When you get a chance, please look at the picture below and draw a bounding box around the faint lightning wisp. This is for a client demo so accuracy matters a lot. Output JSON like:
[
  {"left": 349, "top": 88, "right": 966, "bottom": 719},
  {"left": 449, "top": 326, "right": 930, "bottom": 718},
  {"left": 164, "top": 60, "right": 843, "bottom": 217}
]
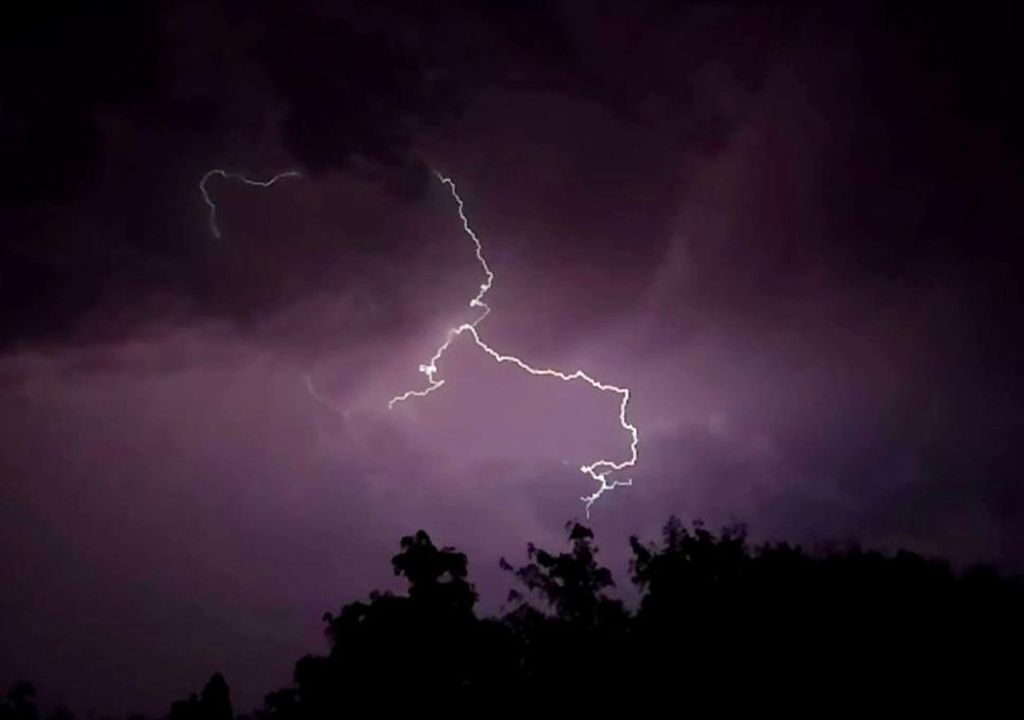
[
  {"left": 199, "top": 168, "right": 303, "bottom": 239},
  {"left": 200, "top": 169, "right": 342, "bottom": 419},
  {"left": 389, "top": 173, "right": 638, "bottom": 514}
]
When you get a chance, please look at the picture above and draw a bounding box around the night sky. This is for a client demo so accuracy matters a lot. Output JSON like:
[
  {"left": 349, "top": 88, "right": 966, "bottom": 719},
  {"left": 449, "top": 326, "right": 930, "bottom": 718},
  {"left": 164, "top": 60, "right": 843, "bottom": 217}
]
[{"left": 2, "top": 1, "right": 1022, "bottom": 715}]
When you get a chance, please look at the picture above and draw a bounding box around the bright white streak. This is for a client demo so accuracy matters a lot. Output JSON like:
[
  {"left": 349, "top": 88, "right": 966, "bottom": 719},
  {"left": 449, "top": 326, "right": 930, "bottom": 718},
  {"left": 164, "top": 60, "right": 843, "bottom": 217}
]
[
  {"left": 389, "top": 173, "right": 638, "bottom": 515},
  {"left": 199, "top": 168, "right": 303, "bottom": 239}
]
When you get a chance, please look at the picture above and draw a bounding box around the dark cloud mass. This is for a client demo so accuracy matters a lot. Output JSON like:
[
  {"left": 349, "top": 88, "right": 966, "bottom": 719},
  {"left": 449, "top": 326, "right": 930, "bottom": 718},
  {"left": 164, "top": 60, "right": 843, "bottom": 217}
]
[{"left": 1, "top": 1, "right": 1022, "bottom": 715}]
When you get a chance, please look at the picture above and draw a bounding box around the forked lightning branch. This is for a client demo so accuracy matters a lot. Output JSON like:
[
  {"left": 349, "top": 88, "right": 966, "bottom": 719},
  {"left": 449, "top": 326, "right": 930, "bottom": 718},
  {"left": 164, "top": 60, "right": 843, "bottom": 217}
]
[{"left": 201, "top": 169, "right": 639, "bottom": 514}]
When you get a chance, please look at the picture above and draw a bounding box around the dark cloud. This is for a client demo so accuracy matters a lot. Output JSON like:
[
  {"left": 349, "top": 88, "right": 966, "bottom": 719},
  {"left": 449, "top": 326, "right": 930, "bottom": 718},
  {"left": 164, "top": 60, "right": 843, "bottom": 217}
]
[
  {"left": 0, "top": 2, "right": 168, "bottom": 208},
  {"left": 246, "top": 7, "right": 445, "bottom": 193},
  {"left": 0, "top": 1, "right": 808, "bottom": 350}
]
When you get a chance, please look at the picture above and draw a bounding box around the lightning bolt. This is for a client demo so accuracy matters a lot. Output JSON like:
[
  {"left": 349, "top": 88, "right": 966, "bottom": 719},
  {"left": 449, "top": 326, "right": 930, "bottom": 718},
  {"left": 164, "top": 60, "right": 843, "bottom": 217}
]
[
  {"left": 390, "top": 173, "right": 638, "bottom": 515},
  {"left": 198, "top": 167, "right": 638, "bottom": 514},
  {"left": 199, "top": 168, "right": 303, "bottom": 239}
]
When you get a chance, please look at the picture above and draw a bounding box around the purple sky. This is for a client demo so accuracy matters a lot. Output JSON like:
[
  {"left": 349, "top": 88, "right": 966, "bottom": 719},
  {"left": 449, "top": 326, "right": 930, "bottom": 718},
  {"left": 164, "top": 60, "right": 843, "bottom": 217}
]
[{"left": 2, "top": 2, "right": 1022, "bottom": 716}]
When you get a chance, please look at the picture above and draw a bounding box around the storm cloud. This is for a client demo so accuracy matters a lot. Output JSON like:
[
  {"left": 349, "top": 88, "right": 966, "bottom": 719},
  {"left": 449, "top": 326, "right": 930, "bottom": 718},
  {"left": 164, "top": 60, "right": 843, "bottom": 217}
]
[{"left": 1, "top": 1, "right": 1022, "bottom": 715}]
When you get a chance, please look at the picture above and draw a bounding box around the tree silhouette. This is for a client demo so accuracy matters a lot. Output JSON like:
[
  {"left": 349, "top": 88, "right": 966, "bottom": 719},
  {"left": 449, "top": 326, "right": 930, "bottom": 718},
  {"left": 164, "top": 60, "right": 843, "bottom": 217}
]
[
  {"left": 169, "top": 673, "right": 233, "bottom": 720},
  {"left": 500, "top": 522, "right": 628, "bottom": 699},
  {"left": 6, "top": 515, "right": 1024, "bottom": 716},
  {"left": 261, "top": 530, "right": 491, "bottom": 715},
  {"left": 505, "top": 523, "right": 624, "bottom": 626},
  {"left": 390, "top": 529, "right": 477, "bottom": 616},
  {"left": 0, "top": 682, "right": 39, "bottom": 720}
]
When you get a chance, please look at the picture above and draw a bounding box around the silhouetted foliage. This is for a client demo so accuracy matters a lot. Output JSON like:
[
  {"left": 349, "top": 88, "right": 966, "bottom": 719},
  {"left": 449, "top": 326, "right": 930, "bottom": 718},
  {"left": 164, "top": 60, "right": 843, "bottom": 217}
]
[
  {"left": 498, "top": 522, "right": 628, "bottom": 698},
  {"left": 168, "top": 673, "right": 232, "bottom": 720},
  {"left": 7, "top": 518, "right": 1024, "bottom": 715},
  {"left": 0, "top": 682, "right": 39, "bottom": 720}
]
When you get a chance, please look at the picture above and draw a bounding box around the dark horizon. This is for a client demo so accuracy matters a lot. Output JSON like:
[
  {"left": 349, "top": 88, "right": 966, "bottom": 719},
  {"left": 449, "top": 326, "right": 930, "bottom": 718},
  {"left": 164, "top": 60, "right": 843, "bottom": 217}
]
[
  {"left": 6, "top": 518, "right": 1024, "bottom": 718},
  {"left": 2, "top": 1, "right": 1022, "bottom": 715}
]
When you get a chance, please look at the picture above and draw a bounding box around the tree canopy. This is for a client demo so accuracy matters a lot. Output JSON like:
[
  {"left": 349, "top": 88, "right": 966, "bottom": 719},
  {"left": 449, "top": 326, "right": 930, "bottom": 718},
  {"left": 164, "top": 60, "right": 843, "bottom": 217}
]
[{"left": 5, "top": 517, "right": 1022, "bottom": 717}]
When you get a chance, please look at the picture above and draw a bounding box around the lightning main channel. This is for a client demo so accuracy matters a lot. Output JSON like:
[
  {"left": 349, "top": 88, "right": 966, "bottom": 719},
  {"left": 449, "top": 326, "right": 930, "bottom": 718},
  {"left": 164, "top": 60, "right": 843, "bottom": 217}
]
[
  {"left": 199, "top": 168, "right": 303, "bottom": 239},
  {"left": 389, "top": 173, "right": 638, "bottom": 515}
]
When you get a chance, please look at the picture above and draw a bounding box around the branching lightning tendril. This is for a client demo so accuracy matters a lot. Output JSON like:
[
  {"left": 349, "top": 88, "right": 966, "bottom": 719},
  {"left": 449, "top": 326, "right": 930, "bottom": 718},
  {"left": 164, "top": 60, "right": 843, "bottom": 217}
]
[
  {"left": 389, "top": 173, "right": 638, "bottom": 515},
  {"left": 200, "top": 168, "right": 303, "bottom": 239},
  {"left": 199, "top": 168, "right": 638, "bottom": 515}
]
